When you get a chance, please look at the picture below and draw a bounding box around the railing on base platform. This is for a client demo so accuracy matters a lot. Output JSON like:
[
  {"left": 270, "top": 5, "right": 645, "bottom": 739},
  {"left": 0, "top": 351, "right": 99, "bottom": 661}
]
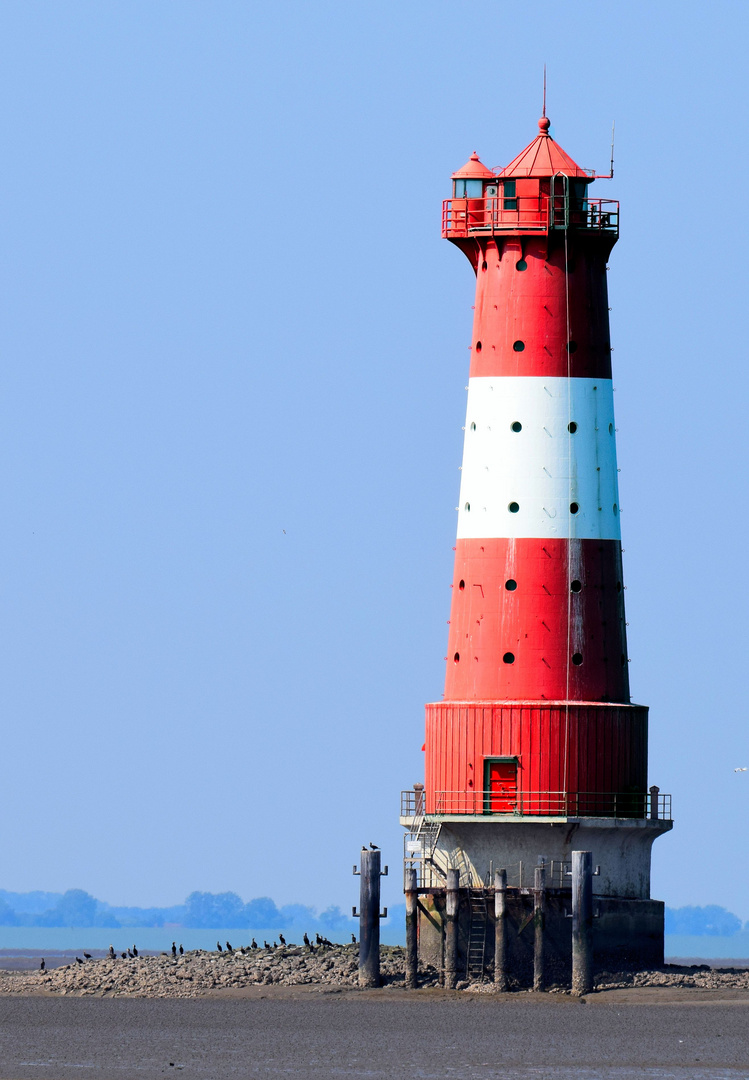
[{"left": 400, "top": 788, "right": 672, "bottom": 821}]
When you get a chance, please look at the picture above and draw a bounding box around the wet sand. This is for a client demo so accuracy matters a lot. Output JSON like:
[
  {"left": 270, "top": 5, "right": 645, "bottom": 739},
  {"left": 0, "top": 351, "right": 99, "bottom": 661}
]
[{"left": 0, "top": 987, "right": 747, "bottom": 1079}]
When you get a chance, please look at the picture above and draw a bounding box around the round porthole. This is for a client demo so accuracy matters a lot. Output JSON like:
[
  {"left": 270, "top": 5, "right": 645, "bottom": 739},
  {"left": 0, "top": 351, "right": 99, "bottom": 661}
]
[
  {"left": 475, "top": 341, "right": 482, "bottom": 352},
  {"left": 503, "top": 652, "right": 515, "bottom": 664},
  {"left": 511, "top": 421, "right": 522, "bottom": 432},
  {"left": 454, "top": 652, "right": 460, "bottom": 663},
  {"left": 513, "top": 340, "right": 525, "bottom": 352},
  {"left": 465, "top": 502, "right": 471, "bottom": 512},
  {"left": 459, "top": 580, "right": 465, "bottom": 590},
  {"left": 481, "top": 260, "right": 488, "bottom": 271},
  {"left": 572, "top": 652, "right": 583, "bottom": 666},
  {"left": 567, "top": 340, "right": 578, "bottom": 353},
  {"left": 613, "top": 503, "right": 618, "bottom": 514},
  {"left": 516, "top": 259, "right": 527, "bottom": 271},
  {"left": 508, "top": 501, "right": 520, "bottom": 513},
  {"left": 570, "top": 502, "right": 579, "bottom": 514},
  {"left": 609, "top": 423, "right": 614, "bottom": 434},
  {"left": 470, "top": 421, "right": 476, "bottom": 431},
  {"left": 505, "top": 579, "right": 517, "bottom": 591},
  {"left": 570, "top": 580, "right": 582, "bottom": 593},
  {"left": 568, "top": 421, "right": 578, "bottom": 433}
]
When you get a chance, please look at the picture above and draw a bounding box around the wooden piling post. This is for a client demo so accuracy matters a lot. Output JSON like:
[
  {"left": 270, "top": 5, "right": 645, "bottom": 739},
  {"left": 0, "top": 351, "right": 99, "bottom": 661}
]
[
  {"left": 493, "top": 868, "right": 507, "bottom": 991},
  {"left": 444, "top": 868, "right": 460, "bottom": 990},
  {"left": 533, "top": 863, "right": 546, "bottom": 992},
  {"left": 571, "top": 850, "right": 593, "bottom": 995},
  {"left": 405, "top": 868, "right": 418, "bottom": 989},
  {"left": 353, "top": 848, "right": 386, "bottom": 988}
]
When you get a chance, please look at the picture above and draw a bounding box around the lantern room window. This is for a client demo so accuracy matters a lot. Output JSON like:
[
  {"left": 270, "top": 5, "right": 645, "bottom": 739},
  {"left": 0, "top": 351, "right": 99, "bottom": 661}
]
[
  {"left": 503, "top": 180, "right": 517, "bottom": 210},
  {"left": 454, "top": 178, "right": 484, "bottom": 198}
]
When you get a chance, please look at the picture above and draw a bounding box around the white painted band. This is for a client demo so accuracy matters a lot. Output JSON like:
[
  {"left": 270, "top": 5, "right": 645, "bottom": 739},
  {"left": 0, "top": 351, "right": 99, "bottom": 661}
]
[{"left": 456, "top": 376, "right": 621, "bottom": 541}]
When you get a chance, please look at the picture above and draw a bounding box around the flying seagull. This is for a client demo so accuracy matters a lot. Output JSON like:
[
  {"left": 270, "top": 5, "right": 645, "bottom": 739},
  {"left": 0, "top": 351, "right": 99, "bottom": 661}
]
[{"left": 735, "top": 767, "right": 747, "bottom": 772}]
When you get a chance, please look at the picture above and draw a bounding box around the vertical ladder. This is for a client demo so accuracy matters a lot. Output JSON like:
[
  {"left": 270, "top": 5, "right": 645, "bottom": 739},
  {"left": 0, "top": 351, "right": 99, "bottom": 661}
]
[{"left": 465, "top": 888, "right": 489, "bottom": 982}]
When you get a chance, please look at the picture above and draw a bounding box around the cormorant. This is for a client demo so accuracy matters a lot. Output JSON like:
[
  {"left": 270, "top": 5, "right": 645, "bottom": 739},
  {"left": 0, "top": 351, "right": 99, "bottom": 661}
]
[
  {"left": 75, "top": 957, "right": 83, "bottom": 965},
  {"left": 303, "top": 933, "right": 310, "bottom": 947},
  {"left": 127, "top": 949, "right": 133, "bottom": 958},
  {"left": 351, "top": 934, "right": 357, "bottom": 944},
  {"left": 225, "top": 941, "right": 233, "bottom": 952},
  {"left": 179, "top": 944, "right": 184, "bottom": 955},
  {"left": 172, "top": 942, "right": 177, "bottom": 957},
  {"left": 83, "top": 952, "right": 92, "bottom": 960},
  {"left": 216, "top": 941, "right": 223, "bottom": 952},
  {"left": 278, "top": 934, "right": 286, "bottom": 946},
  {"left": 132, "top": 945, "right": 138, "bottom": 957},
  {"left": 121, "top": 953, "right": 127, "bottom": 959},
  {"left": 251, "top": 938, "right": 258, "bottom": 949},
  {"left": 369, "top": 843, "right": 379, "bottom": 850},
  {"left": 108, "top": 945, "right": 115, "bottom": 959},
  {"left": 263, "top": 940, "right": 270, "bottom": 949},
  {"left": 40, "top": 958, "right": 45, "bottom": 972}
]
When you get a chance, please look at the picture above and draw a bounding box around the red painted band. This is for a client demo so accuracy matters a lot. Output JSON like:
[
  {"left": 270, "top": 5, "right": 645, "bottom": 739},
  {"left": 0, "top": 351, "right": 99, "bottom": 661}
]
[
  {"left": 445, "top": 537, "right": 629, "bottom": 704},
  {"left": 464, "top": 236, "right": 613, "bottom": 380}
]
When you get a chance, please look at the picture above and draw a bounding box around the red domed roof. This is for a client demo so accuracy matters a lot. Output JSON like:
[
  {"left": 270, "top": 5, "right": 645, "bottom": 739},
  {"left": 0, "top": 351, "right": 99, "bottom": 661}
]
[
  {"left": 496, "top": 118, "right": 591, "bottom": 180},
  {"left": 451, "top": 151, "right": 494, "bottom": 180}
]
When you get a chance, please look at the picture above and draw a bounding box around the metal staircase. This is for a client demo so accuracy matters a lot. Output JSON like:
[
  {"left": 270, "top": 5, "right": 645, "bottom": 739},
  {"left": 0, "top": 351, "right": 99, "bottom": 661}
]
[
  {"left": 465, "top": 889, "right": 489, "bottom": 982},
  {"left": 404, "top": 810, "right": 444, "bottom": 887}
]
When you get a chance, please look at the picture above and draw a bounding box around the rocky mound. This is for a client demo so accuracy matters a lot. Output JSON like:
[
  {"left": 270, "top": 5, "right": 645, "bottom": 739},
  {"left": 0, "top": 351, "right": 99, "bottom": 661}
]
[
  {"left": 595, "top": 965, "right": 749, "bottom": 991},
  {"left": 0, "top": 947, "right": 746, "bottom": 998},
  {"left": 0, "top": 945, "right": 437, "bottom": 998}
]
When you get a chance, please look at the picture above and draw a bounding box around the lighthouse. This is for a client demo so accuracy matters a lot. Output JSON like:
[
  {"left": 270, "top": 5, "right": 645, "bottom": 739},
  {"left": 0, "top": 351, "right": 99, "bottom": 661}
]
[{"left": 402, "top": 116, "right": 673, "bottom": 980}]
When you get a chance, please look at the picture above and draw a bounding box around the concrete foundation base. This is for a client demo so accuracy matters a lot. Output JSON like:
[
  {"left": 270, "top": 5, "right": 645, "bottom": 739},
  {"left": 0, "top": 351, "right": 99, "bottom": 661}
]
[
  {"left": 417, "top": 888, "right": 665, "bottom": 986},
  {"left": 422, "top": 815, "right": 672, "bottom": 899}
]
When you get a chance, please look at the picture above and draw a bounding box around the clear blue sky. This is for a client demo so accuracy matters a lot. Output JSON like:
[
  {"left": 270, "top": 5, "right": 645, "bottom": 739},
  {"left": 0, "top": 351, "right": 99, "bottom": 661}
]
[{"left": 0, "top": 0, "right": 747, "bottom": 919}]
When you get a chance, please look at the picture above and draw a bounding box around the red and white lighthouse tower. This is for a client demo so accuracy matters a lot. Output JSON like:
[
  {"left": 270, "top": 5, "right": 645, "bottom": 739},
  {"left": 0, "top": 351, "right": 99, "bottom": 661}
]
[{"left": 402, "top": 115, "right": 672, "bottom": 973}]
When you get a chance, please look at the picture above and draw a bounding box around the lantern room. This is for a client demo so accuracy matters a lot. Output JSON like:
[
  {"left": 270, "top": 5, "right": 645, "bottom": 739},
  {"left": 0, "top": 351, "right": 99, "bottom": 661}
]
[{"left": 444, "top": 118, "right": 618, "bottom": 241}]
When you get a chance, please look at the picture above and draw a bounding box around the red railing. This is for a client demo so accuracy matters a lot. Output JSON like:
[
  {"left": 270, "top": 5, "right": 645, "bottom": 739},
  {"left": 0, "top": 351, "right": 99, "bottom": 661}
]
[
  {"left": 442, "top": 196, "right": 619, "bottom": 238},
  {"left": 400, "top": 789, "right": 671, "bottom": 821}
]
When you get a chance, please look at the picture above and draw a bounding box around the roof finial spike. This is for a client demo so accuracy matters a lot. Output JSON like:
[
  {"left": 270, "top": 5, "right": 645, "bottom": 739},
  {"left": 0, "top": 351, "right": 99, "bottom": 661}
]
[{"left": 542, "top": 64, "right": 547, "bottom": 118}]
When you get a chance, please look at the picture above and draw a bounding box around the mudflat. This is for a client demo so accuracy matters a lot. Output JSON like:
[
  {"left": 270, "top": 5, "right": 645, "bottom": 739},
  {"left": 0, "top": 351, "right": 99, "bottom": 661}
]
[{"left": 0, "top": 988, "right": 747, "bottom": 1079}]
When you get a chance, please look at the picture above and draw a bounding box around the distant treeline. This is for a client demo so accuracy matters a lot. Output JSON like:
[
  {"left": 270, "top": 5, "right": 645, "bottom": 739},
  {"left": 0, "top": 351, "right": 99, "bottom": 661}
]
[
  {"left": 0, "top": 891, "right": 744, "bottom": 934},
  {"left": 664, "top": 905, "right": 746, "bottom": 936},
  {"left": 0, "top": 890, "right": 361, "bottom": 931}
]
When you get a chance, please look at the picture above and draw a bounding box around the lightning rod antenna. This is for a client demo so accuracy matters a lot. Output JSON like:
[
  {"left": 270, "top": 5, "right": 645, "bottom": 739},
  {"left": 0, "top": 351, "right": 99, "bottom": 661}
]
[
  {"left": 543, "top": 65, "right": 547, "bottom": 118},
  {"left": 609, "top": 121, "right": 615, "bottom": 178}
]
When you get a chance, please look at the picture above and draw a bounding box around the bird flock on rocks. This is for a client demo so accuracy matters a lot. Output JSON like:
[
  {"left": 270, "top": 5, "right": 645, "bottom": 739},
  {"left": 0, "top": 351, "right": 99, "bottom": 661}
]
[{"left": 57, "top": 932, "right": 356, "bottom": 970}]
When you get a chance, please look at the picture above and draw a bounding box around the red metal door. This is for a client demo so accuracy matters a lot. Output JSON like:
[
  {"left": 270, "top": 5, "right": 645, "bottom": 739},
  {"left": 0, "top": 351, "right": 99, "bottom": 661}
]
[{"left": 485, "top": 760, "right": 517, "bottom": 813}]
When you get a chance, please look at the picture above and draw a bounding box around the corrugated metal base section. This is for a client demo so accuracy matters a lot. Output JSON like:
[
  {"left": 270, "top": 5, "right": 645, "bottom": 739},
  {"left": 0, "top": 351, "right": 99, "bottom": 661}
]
[{"left": 425, "top": 700, "right": 648, "bottom": 812}]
